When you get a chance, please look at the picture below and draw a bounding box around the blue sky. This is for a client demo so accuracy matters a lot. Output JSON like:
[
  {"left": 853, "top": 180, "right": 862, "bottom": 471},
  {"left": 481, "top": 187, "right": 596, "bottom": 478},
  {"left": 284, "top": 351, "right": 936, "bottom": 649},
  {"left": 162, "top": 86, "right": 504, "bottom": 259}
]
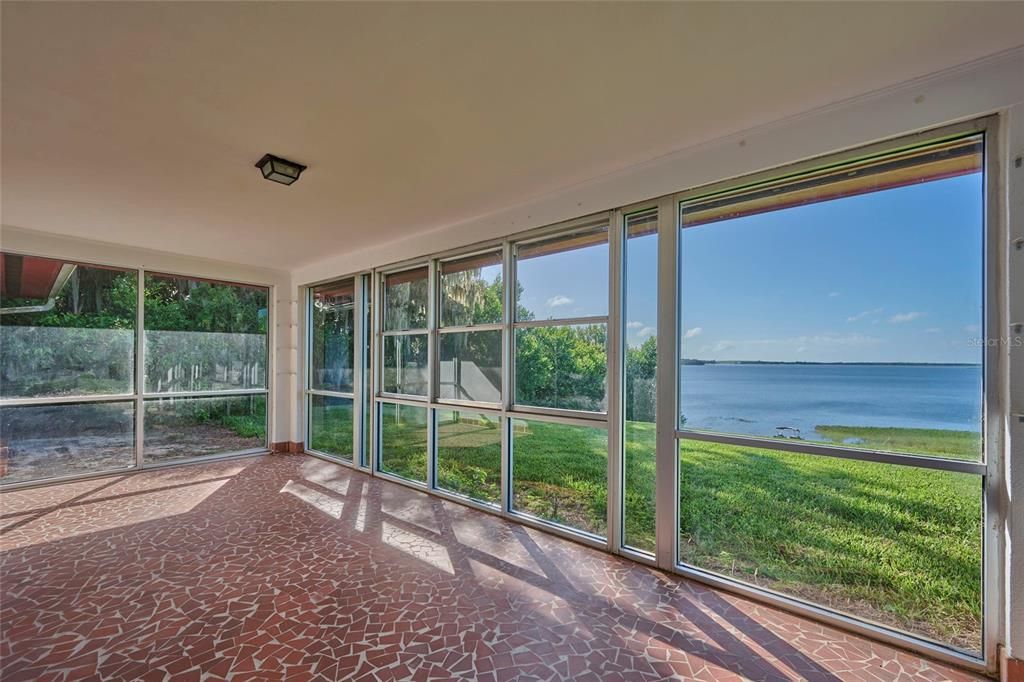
[{"left": 518, "top": 172, "right": 984, "bottom": 363}]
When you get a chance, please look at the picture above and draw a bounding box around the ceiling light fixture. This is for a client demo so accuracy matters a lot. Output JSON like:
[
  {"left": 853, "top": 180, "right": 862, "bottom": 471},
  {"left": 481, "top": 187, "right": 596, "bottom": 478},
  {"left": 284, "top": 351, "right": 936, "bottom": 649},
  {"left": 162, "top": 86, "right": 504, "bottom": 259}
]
[{"left": 255, "top": 153, "right": 306, "bottom": 186}]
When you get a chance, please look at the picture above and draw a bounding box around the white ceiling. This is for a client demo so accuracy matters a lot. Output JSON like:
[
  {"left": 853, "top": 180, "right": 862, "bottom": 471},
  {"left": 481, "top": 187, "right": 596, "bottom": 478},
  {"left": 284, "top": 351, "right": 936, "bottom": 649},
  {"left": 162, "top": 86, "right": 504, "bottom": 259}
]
[{"left": 3, "top": 2, "right": 1023, "bottom": 271}]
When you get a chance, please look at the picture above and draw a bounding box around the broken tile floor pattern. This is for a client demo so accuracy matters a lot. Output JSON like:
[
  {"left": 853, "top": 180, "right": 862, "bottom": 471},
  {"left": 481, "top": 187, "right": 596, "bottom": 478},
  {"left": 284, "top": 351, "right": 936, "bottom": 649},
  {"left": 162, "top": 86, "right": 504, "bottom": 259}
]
[{"left": 0, "top": 455, "right": 983, "bottom": 681}]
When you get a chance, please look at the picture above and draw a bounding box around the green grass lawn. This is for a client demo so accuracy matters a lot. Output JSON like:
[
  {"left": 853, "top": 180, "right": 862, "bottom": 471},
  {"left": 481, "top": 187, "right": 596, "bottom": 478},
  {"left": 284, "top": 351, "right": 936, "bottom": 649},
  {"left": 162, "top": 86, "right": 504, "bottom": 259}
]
[{"left": 309, "top": 404, "right": 982, "bottom": 651}]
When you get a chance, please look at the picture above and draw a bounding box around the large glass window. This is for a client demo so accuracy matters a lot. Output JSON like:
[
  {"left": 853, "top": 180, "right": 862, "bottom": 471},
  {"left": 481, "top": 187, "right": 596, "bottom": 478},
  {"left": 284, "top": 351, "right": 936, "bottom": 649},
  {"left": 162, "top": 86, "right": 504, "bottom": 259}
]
[
  {"left": 676, "top": 132, "right": 986, "bottom": 652},
  {"left": 510, "top": 417, "right": 608, "bottom": 538},
  {"left": 513, "top": 225, "right": 609, "bottom": 413},
  {"left": 143, "top": 274, "right": 269, "bottom": 462},
  {"left": 316, "top": 120, "right": 995, "bottom": 662},
  {"left": 0, "top": 254, "right": 138, "bottom": 485},
  {"left": 622, "top": 210, "right": 658, "bottom": 553},
  {"left": 435, "top": 409, "right": 501, "bottom": 505}
]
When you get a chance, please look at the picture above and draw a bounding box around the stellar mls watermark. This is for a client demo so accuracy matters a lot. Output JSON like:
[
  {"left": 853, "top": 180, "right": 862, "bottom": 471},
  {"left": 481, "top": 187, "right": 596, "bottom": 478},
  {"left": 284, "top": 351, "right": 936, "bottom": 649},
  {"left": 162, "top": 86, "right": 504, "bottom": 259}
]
[{"left": 967, "top": 335, "right": 1024, "bottom": 348}]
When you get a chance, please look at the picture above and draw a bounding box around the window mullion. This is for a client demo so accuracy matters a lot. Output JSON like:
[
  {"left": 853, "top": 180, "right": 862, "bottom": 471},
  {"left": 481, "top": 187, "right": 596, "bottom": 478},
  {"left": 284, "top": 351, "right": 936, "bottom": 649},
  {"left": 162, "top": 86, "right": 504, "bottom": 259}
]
[
  {"left": 135, "top": 267, "right": 145, "bottom": 469},
  {"left": 654, "top": 195, "right": 679, "bottom": 571},
  {"left": 607, "top": 209, "right": 625, "bottom": 554}
]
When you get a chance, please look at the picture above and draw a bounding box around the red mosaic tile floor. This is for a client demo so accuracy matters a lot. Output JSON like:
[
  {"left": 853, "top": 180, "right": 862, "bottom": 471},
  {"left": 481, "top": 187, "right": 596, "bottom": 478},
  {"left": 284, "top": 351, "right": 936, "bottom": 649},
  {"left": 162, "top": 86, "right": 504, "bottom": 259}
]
[{"left": 1, "top": 454, "right": 985, "bottom": 681}]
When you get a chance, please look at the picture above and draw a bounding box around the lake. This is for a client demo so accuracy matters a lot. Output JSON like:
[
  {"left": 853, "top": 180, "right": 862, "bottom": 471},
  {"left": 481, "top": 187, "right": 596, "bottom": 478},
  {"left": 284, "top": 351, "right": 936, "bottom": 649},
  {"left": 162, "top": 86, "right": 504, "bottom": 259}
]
[{"left": 678, "top": 363, "right": 983, "bottom": 440}]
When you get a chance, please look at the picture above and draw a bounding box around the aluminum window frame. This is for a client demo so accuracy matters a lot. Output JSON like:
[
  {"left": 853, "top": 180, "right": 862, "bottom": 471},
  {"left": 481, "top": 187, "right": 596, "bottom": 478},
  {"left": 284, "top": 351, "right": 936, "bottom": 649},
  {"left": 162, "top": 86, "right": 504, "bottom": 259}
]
[
  {"left": 305, "top": 275, "right": 359, "bottom": 464},
  {"left": 434, "top": 247, "right": 505, "bottom": 410},
  {"left": 298, "top": 115, "right": 1005, "bottom": 674},
  {"left": 659, "top": 115, "right": 1002, "bottom": 671},
  {"left": 617, "top": 202, "right": 662, "bottom": 562},
  {"left": 509, "top": 215, "right": 612, "bottom": 420},
  {"left": 140, "top": 270, "right": 272, "bottom": 466},
  {"left": 0, "top": 259, "right": 274, "bottom": 490},
  {"left": 378, "top": 263, "right": 430, "bottom": 402}
]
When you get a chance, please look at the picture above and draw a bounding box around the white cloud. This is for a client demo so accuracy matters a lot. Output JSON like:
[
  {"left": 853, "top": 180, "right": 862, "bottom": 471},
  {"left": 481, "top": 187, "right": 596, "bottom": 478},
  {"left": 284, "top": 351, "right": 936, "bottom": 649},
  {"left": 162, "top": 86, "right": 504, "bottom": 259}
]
[
  {"left": 546, "top": 295, "right": 572, "bottom": 307},
  {"left": 683, "top": 327, "right": 703, "bottom": 339},
  {"left": 796, "top": 346, "right": 807, "bottom": 353},
  {"left": 847, "top": 308, "right": 884, "bottom": 323},
  {"left": 626, "top": 321, "right": 644, "bottom": 329},
  {"left": 637, "top": 326, "right": 656, "bottom": 339},
  {"left": 828, "top": 292, "right": 840, "bottom": 298},
  {"left": 964, "top": 324, "right": 980, "bottom": 334},
  {"left": 925, "top": 327, "right": 942, "bottom": 334},
  {"left": 890, "top": 311, "right": 925, "bottom": 324}
]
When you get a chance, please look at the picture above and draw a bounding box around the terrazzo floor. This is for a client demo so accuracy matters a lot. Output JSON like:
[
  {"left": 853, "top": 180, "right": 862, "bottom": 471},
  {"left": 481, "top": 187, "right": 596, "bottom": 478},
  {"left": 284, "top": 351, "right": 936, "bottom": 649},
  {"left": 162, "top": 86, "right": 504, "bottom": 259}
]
[{"left": 0, "top": 454, "right": 985, "bottom": 681}]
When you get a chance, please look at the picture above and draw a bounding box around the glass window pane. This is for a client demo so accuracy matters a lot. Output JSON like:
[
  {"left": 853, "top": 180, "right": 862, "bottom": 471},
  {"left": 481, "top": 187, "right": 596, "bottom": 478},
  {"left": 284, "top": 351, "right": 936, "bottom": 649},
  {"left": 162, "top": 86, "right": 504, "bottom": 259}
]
[
  {"left": 678, "top": 439, "right": 982, "bottom": 651},
  {"left": 440, "top": 252, "right": 502, "bottom": 327},
  {"left": 511, "top": 417, "right": 607, "bottom": 537},
  {"left": 439, "top": 330, "right": 501, "bottom": 403},
  {"left": 0, "top": 402, "right": 135, "bottom": 485},
  {"left": 382, "top": 334, "right": 428, "bottom": 396},
  {"left": 384, "top": 267, "right": 428, "bottom": 331},
  {"left": 379, "top": 402, "right": 427, "bottom": 482},
  {"left": 1, "top": 254, "right": 136, "bottom": 398},
  {"left": 514, "top": 325, "right": 606, "bottom": 412},
  {"left": 309, "top": 395, "right": 353, "bottom": 461},
  {"left": 310, "top": 279, "right": 355, "bottom": 393},
  {"left": 679, "top": 135, "right": 984, "bottom": 460},
  {"left": 144, "top": 394, "right": 266, "bottom": 463},
  {"left": 515, "top": 227, "right": 608, "bottom": 321},
  {"left": 623, "top": 210, "right": 658, "bottom": 553},
  {"left": 144, "top": 275, "right": 268, "bottom": 393},
  {"left": 436, "top": 409, "right": 500, "bottom": 505}
]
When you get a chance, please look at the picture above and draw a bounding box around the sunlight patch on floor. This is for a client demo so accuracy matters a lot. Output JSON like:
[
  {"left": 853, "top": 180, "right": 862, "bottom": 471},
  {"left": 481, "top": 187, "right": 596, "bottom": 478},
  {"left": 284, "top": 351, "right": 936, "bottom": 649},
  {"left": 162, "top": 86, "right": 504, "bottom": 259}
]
[
  {"left": 0, "top": 479, "right": 228, "bottom": 550},
  {"left": 382, "top": 521, "right": 454, "bottom": 574},
  {"left": 281, "top": 480, "right": 343, "bottom": 519}
]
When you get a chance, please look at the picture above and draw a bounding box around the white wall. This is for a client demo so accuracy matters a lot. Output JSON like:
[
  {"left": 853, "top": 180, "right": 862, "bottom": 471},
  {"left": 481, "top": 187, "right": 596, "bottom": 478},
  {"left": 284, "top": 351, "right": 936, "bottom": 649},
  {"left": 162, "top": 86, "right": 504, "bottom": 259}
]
[{"left": 0, "top": 225, "right": 294, "bottom": 445}]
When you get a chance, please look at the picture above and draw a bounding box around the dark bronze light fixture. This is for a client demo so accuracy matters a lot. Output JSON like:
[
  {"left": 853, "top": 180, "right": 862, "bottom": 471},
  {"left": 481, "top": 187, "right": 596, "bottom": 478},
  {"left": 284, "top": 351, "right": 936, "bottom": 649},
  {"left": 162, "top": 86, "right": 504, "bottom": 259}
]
[{"left": 255, "top": 154, "right": 307, "bottom": 186}]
